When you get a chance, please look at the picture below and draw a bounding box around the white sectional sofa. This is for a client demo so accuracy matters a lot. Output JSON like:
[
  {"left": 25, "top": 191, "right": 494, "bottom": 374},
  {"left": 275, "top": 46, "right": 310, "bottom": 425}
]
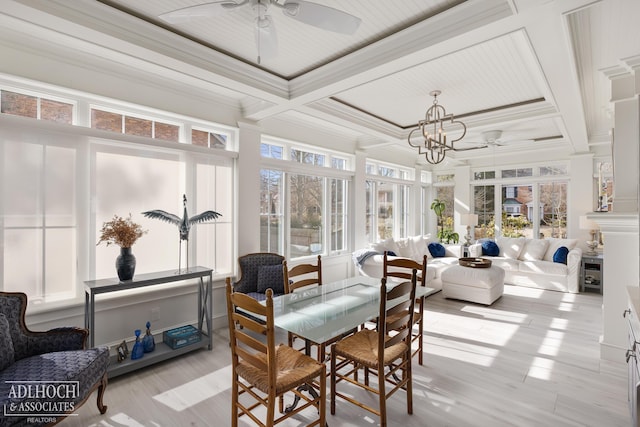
[
  {"left": 468, "top": 236, "right": 582, "bottom": 293},
  {"left": 352, "top": 235, "right": 462, "bottom": 292}
]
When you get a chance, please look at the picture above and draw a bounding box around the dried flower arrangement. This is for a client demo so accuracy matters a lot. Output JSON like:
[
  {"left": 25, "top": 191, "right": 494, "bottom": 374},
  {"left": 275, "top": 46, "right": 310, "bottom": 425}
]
[{"left": 97, "top": 214, "right": 147, "bottom": 248}]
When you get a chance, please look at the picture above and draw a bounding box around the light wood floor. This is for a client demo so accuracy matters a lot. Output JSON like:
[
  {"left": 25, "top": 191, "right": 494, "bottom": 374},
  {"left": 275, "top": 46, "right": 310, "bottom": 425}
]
[{"left": 67, "top": 285, "right": 629, "bottom": 427}]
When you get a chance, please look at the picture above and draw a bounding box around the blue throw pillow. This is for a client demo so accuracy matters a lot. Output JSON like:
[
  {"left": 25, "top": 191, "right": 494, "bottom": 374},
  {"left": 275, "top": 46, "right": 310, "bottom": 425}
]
[
  {"left": 481, "top": 240, "right": 500, "bottom": 257},
  {"left": 428, "top": 242, "right": 446, "bottom": 258},
  {"left": 256, "top": 264, "right": 285, "bottom": 294},
  {"left": 386, "top": 251, "right": 397, "bottom": 257},
  {"left": 553, "top": 246, "right": 569, "bottom": 264}
]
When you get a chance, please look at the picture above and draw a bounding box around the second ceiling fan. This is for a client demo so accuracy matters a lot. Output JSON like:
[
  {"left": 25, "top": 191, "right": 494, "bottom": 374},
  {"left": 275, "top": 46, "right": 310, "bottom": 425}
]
[{"left": 159, "top": 0, "right": 362, "bottom": 63}]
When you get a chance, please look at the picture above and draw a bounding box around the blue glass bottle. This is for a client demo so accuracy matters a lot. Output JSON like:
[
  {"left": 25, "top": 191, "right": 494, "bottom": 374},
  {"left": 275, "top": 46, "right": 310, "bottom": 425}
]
[
  {"left": 131, "top": 329, "right": 144, "bottom": 360},
  {"left": 142, "top": 321, "right": 155, "bottom": 353}
]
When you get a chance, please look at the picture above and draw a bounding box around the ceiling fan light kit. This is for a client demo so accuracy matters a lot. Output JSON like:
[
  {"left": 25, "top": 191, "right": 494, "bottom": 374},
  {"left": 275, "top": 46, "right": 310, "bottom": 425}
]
[{"left": 407, "top": 90, "right": 467, "bottom": 165}]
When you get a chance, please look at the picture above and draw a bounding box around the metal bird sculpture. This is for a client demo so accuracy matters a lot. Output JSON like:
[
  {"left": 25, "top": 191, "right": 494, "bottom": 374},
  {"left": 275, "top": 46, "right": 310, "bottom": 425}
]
[{"left": 142, "top": 194, "right": 221, "bottom": 272}]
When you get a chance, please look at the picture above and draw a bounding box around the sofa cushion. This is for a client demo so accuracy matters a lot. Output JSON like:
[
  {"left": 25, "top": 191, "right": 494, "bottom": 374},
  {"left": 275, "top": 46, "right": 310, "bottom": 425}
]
[
  {"left": 371, "top": 238, "right": 399, "bottom": 256},
  {"left": 256, "top": 264, "right": 285, "bottom": 294},
  {"left": 496, "top": 237, "right": 526, "bottom": 259},
  {"left": 520, "top": 260, "right": 568, "bottom": 275},
  {"left": 543, "top": 238, "right": 578, "bottom": 262},
  {"left": 484, "top": 257, "right": 520, "bottom": 272},
  {"left": 0, "top": 347, "right": 109, "bottom": 412},
  {"left": 553, "top": 246, "right": 569, "bottom": 264},
  {"left": 0, "top": 313, "right": 14, "bottom": 371},
  {"left": 428, "top": 242, "right": 446, "bottom": 258},
  {"left": 395, "top": 237, "right": 415, "bottom": 258},
  {"left": 481, "top": 240, "right": 500, "bottom": 256},
  {"left": 519, "top": 239, "right": 550, "bottom": 261}
]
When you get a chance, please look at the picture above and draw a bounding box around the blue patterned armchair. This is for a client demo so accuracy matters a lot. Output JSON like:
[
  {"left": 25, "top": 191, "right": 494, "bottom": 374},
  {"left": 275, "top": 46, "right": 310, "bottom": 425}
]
[
  {"left": 0, "top": 292, "right": 109, "bottom": 427},
  {"left": 233, "top": 252, "right": 286, "bottom": 301}
]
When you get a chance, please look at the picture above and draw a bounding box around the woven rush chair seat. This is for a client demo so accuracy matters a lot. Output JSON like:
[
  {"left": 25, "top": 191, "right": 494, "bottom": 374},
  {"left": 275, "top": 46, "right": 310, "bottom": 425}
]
[
  {"left": 333, "top": 330, "right": 407, "bottom": 367},
  {"left": 330, "top": 274, "right": 417, "bottom": 427},
  {"left": 225, "top": 278, "right": 326, "bottom": 427},
  {"left": 236, "top": 344, "right": 324, "bottom": 395}
]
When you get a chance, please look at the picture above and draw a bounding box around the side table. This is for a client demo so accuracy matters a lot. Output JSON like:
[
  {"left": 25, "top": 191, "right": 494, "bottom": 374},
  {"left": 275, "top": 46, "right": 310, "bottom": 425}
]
[{"left": 580, "top": 254, "right": 603, "bottom": 293}]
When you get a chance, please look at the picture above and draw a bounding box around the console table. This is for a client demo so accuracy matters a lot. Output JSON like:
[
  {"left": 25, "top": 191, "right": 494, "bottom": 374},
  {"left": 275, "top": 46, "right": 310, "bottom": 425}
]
[{"left": 84, "top": 266, "right": 213, "bottom": 377}]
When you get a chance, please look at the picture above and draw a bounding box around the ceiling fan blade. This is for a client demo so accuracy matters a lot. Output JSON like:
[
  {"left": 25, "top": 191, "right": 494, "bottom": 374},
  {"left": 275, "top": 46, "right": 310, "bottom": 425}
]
[
  {"left": 453, "top": 145, "right": 488, "bottom": 152},
  {"left": 159, "top": 1, "right": 247, "bottom": 24},
  {"left": 254, "top": 17, "right": 278, "bottom": 64},
  {"left": 282, "top": 0, "right": 361, "bottom": 35}
]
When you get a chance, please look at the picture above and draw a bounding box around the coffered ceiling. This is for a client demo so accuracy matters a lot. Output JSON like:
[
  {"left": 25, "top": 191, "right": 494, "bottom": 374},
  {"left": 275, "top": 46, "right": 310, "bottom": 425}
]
[{"left": 3, "top": 0, "right": 639, "bottom": 168}]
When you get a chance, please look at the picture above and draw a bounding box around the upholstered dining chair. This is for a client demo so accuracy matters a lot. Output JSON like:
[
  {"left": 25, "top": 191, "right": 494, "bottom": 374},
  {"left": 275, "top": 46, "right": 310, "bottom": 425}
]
[
  {"left": 383, "top": 252, "right": 428, "bottom": 365},
  {"left": 330, "top": 274, "right": 417, "bottom": 427},
  {"left": 225, "top": 278, "right": 326, "bottom": 427},
  {"left": 233, "top": 252, "right": 286, "bottom": 300},
  {"left": 0, "top": 291, "right": 109, "bottom": 425}
]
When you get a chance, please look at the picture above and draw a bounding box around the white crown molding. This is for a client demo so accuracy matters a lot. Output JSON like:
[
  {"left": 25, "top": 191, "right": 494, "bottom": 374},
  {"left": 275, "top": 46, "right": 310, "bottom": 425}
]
[
  {"left": 5, "top": 0, "right": 289, "bottom": 102},
  {"left": 587, "top": 212, "right": 639, "bottom": 233}
]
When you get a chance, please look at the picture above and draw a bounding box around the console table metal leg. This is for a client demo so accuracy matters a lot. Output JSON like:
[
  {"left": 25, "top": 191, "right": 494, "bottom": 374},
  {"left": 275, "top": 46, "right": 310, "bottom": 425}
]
[{"left": 206, "top": 273, "right": 212, "bottom": 350}]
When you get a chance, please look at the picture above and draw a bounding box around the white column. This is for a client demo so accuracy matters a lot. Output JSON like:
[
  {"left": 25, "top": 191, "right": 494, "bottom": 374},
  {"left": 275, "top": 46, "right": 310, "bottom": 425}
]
[
  {"left": 352, "top": 150, "right": 367, "bottom": 253},
  {"left": 597, "top": 59, "right": 640, "bottom": 361},
  {"left": 236, "top": 120, "right": 262, "bottom": 256}
]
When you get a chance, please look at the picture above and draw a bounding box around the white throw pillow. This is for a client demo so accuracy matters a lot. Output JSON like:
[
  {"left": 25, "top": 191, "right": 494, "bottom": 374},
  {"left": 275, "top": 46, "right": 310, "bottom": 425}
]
[
  {"left": 370, "top": 238, "right": 399, "bottom": 255},
  {"left": 410, "top": 235, "right": 428, "bottom": 258},
  {"left": 543, "top": 238, "right": 578, "bottom": 262},
  {"left": 519, "top": 239, "right": 549, "bottom": 261},
  {"left": 496, "top": 236, "right": 526, "bottom": 259},
  {"left": 395, "top": 237, "right": 414, "bottom": 258}
]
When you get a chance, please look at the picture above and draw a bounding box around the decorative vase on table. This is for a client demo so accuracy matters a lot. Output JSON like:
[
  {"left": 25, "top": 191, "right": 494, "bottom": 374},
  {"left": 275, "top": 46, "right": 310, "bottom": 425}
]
[
  {"left": 142, "top": 321, "right": 155, "bottom": 353},
  {"left": 131, "top": 329, "right": 144, "bottom": 360},
  {"left": 116, "top": 247, "right": 136, "bottom": 281}
]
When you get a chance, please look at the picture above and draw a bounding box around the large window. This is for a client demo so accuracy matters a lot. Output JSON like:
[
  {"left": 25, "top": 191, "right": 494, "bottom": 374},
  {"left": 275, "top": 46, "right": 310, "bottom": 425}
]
[
  {"left": 289, "top": 173, "right": 323, "bottom": 257},
  {"left": 365, "top": 161, "right": 414, "bottom": 243},
  {"left": 0, "top": 81, "right": 236, "bottom": 309},
  {"left": 330, "top": 178, "right": 347, "bottom": 252},
  {"left": 539, "top": 181, "right": 567, "bottom": 238},
  {"left": 473, "top": 185, "right": 495, "bottom": 238},
  {"left": 3, "top": 138, "right": 78, "bottom": 304},
  {"left": 472, "top": 164, "right": 568, "bottom": 239},
  {"left": 260, "top": 169, "right": 284, "bottom": 253},
  {"left": 259, "top": 137, "right": 352, "bottom": 259}
]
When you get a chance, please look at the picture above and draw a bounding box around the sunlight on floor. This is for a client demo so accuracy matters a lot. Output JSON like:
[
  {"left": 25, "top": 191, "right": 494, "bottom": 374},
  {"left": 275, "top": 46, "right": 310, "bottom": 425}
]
[
  {"left": 527, "top": 356, "right": 555, "bottom": 380},
  {"left": 426, "top": 341, "right": 500, "bottom": 367},
  {"left": 461, "top": 305, "right": 529, "bottom": 323},
  {"left": 537, "top": 329, "right": 566, "bottom": 356},
  {"left": 550, "top": 317, "right": 569, "bottom": 330},
  {"left": 153, "top": 365, "right": 232, "bottom": 411},
  {"left": 503, "top": 286, "right": 544, "bottom": 298}
]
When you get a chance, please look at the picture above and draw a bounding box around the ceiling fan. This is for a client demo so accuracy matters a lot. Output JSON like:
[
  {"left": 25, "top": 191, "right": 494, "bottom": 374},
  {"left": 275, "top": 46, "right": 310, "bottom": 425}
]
[
  {"left": 158, "top": 0, "right": 362, "bottom": 63},
  {"left": 454, "top": 130, "right": 534, "bottom": 151}
]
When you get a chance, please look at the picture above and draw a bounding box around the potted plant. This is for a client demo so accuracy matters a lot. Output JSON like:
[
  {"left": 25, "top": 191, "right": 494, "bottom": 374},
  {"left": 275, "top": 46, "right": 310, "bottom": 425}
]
[
  {"left": 430, "top": 199, "right": 459, "bottom": 243},
  {"left": 97, "top": 214, "right": 146, "bottom": 281}
]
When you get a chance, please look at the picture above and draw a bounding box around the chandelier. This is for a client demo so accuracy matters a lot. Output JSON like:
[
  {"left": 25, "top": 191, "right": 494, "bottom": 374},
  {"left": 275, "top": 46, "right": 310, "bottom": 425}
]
[{"left": 407, "top": 90, "right": 467, "bottom": 165}]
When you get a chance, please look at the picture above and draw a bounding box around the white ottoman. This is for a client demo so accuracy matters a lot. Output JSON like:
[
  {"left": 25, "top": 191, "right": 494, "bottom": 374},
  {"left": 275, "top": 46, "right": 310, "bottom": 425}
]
[{"left": 441, "top": 264, "right": 505, "bottom": 305}]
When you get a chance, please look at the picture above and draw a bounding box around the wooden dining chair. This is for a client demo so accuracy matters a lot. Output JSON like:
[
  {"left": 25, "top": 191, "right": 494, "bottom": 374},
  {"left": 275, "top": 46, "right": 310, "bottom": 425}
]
[
  {"left": 330, "top": 274, "right": 417, "bottom": 427},
  {"left": 283, "top": 255, "right": 322, "bottom": 294},
  {"left": 383, "top": 252, "right": 428, "bottom": 365},
  {"left": 282, "top": 256, "right": 328, "bottom": 358},
  {"left": 225, "top": 278, "right": 326, "bottom": 427}
]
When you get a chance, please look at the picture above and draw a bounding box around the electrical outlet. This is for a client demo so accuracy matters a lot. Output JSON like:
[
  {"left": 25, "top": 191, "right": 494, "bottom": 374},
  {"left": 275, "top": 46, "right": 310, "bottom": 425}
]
[{"left": 151, "top": 307, "right": 160, "bottom": 321}]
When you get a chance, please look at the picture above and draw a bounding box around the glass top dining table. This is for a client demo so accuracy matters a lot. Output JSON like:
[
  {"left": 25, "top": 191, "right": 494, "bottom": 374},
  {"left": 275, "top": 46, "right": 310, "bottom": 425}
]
[{"left": 269, "top": 276, "right": 436, "bottom": 345}]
